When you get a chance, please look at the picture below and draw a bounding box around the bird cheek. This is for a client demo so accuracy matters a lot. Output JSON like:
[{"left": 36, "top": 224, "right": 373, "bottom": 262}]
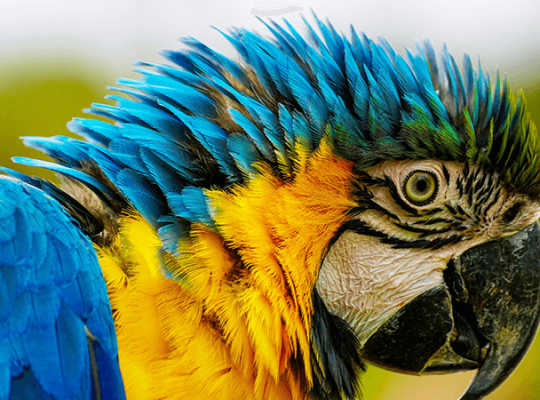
[{"left": 317, "top": 230, "right": 448, "bottom": 345}]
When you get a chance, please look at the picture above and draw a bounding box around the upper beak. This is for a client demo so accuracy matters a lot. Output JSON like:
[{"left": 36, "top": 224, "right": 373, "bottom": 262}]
[
  {"left": 362, "top": 222, "right": 540, "bottom": 400},
  {"left": 453, "top": 222, "right": 540, "bottom": 399}
]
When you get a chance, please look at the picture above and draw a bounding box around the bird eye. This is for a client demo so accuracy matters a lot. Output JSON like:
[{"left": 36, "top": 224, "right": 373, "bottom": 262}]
[{"left": 403, "top": 171, "right": 438, "bottom": 205}]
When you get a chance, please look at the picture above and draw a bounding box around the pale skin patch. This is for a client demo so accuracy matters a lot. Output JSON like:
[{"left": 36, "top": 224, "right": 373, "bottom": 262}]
[
  {"left": 316, "top": 159, "right": 540, "bottom": 347},
  {"left": 317, "top": 232, "right": 447, "bottom": 345}
]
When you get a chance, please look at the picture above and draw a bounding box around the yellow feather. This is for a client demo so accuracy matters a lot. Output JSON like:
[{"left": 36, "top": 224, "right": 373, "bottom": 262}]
[{"left": 96, "top": 138, "right": 357, "bottom": 399}]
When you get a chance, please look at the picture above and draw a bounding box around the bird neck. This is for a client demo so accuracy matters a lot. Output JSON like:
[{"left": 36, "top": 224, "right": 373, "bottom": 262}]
[{"left": 95, "top": 141, "right": 360, "bottom": 399}]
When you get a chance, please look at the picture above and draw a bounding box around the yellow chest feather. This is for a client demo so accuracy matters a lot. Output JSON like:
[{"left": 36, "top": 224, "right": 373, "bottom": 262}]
[{"left": 96, "top": 143, "right": 356, "bottom": 400}]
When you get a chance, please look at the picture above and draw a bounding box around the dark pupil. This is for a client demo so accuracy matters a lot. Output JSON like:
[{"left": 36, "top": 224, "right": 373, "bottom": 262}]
[{"left": 416, "top": 178, "right": 428, "bottom": 193}]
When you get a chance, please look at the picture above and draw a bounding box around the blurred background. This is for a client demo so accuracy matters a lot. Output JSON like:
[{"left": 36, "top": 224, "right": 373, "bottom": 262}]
[{"left": 1, "top": 0, "right": 539, "bottom": 398}]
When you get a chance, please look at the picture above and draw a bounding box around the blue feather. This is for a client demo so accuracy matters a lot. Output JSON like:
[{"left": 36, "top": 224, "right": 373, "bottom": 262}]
[
  {"left": 171, "top": 110, "right": 240, "bottom": 180},
  {"left": 139, "top": 148, "right": 187, "bottom": 195},
  {"left": 349, "top": 26, "right": 370, "bottom": 70},
  {"left": 303, "top": 16, "right": 346, "bottom": 94},
  {"left": 107, "top": 83, "right": 159, "bottom": 106},
  {"left": 241, "top": 44, "right": 278, "bottom": 98},
  {"left": 11, "top": 157, "right": 117, "bottom": 203},
  {"left": 84, "top": 103, "right": 135, "bottom": 125},
  {"left": 228, "top": 109, "right": 274, "bottom": 162},
  {"left": 160, "top": 50, "right": 198, "bottom": 74},
  {"left": 115, "top": 169, "right": 167, "bottom": 226},
  {"left": 67, "top": 118, "right": 119, "bottom": 146},
  {"left": 89, "top": 340, "right": 125, "bottom": 400},
  {"left": 210, "top": 28, "right": 248, "bottom": 64},
  {"left": 112, "top": 123, "right": 198, "bottom": 181},
  {"left": 0, "top": 176, "right": 124, "bottom": 400},
  {"left": 180, "top": 37, "right": 250, "bottom": 87},
  {"left": 278, "top": 104, "right": 295, "bottom": 153},
  {"left": 227, "top": 133, "right": 260, "bottom": 176},
  {"left": 22, "top": 136, "right": 88, "bottom": 168},
  {"left": 475, "top": 58, "right": 493, "bottom": 133},
  {"left": 131, "top": 62, "right": 204, "bottom": 88},
  {"left": 167, "top": 187, "right": 213, "bottom": 227},
  {"left": 258, "top": 18, "right": 307, "bottom": 62},
  {"left": 286, "top": 59, "right": 328, "bottom": 142},
  {"left": 157, "top": 216, "right": 190, "bottom": 255},
  {"left": 119, "top": 74, "right": 217, "bottom": 118},
  {"left": 312, "top": 13, "right": 345, "bottom": 68},
  {"left": 365, "top": 68, "right": 398, "bottom": 137},
  {"left": 292, "top": 111, "right": 313, "bottom": 150},
  {"left": 109, "top": 139, "right": 147, "bottom": 175},
  {"left": 104, "top": 95, "right": 185, "bottom": 140},
  {"left": 393, "top": 53, "right": 422, "bottom": 100},
  {"left": 463, "top": 54, "right": 478, "bottom": 124},
  {"left": 440, "top": 45, "right": 460, "bottom": 118}
]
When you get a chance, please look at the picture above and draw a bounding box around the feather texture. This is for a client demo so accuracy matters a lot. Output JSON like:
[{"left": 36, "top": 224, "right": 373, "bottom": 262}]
[
  {"left": 0, "top": 176, "right": 124, "bottom": 400},
  {"left": 2, "top": 14, "right": 539, "bottom": 400}
]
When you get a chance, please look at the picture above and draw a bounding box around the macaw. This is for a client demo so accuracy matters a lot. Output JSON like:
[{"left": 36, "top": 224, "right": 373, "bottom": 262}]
[{"left": 2, "top": 14, "right": 540, "bottom": 400}]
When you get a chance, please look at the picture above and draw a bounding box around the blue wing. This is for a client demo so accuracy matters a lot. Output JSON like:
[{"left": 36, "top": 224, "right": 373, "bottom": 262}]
[{"left": 0, "top": 175, "right": 125, "bottom": 400}]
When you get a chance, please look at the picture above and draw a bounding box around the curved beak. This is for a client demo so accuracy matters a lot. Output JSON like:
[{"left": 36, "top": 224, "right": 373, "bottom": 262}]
[
  {"left": 454, "top": 222, "right": 540, "bottom": 399},
  {"left": 362, "top": 222, "right": 540, "bottom": 399}
]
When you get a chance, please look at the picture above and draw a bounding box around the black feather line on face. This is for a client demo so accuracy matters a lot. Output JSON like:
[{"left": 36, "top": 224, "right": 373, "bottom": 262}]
[
  {"left": 351, "top": 180, "right": 402, "bottom": 222},
  {"left": 351, "top": 200, "right": 401, "bottom": 222},
  {"left": 309, "top": 290, "right": 365, "bottom": 400},
  {"left": 422, "top": 207, "right": 445, "bottom": 216},
  {"left": 396, "top": 223, "right": 453, "bottom": 237},
  {"left": 476, "top": 182, "right": 495, "bottom": 211},
  {"left": 337, "top": 219, "right": 464, "bottom": 250},
  {"left": 463, "top": 162, "right": 470, "bottom": 179},
  {"left": 457, "top": 176, "right": 465, "bottom": 198},
  {"left": 357, "top": 172, "right": 421, "bottom": 216},
  {"left": 383, "top": 174, "right": 419, "bottom": 216},
  {"left": 483, "top": 187, "right": 502, "bottom": 216},
  {"left": 414, "top": 217, "right": 455, "bottom": 225},
  {"left": 456, "top": 204, "right": 471, "bottom": 218},
  {"left": 445, "top": 201, "right": 458, "bottom": 216},
  {"left": 465, "top": 168, "right": 482, "bottom": 207},
  {"left": 442, "top": 164, "right": 451, "bottom": 185}
]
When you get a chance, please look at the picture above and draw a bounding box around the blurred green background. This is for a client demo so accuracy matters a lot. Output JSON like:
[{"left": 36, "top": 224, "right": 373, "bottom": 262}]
[
  {"left": 1, "top": 1, "right": 539, "bottom": 399},
  {"left": 0, "top": 59, "right": 113, "bottom": 180}
]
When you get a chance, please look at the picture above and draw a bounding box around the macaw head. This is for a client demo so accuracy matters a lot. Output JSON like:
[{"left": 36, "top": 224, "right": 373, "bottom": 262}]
[{"left": 17, "top": 14, "right": 540, "bottom": 400}]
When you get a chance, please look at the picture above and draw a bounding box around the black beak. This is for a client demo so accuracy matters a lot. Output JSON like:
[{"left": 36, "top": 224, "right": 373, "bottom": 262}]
[
  {"left": 454, "top": 222, "right": 540, "bottom": 399},
  {"left": 362, "top": 222, "right": 540, "bottom": 399}
]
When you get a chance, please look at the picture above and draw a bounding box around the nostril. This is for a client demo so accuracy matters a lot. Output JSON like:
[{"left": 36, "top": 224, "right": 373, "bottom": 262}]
[{"left": 502, "top": 202, "right": 523, "bottom": 224}]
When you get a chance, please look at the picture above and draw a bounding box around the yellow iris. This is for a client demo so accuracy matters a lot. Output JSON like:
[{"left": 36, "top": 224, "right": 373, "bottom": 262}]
[{"left": 404, "top": 171, "right": 437, "bottom": 204}]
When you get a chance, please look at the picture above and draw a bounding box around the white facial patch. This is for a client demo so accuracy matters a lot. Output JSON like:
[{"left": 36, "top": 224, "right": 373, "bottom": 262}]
[{"left": 316, "top": 230, "right": 447, "bottom": 346}]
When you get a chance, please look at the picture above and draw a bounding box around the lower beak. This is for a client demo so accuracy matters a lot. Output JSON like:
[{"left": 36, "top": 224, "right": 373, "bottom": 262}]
[{"left": 362, "top": 222, "right": 540, "bottom": 400}]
